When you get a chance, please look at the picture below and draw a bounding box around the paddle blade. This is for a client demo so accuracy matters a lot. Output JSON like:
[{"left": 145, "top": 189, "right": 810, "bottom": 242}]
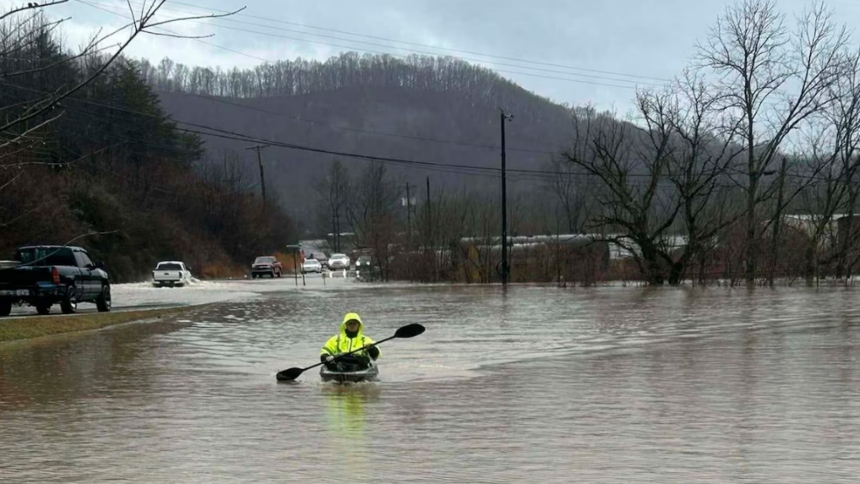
[
  {"left": 276, "top": 367, "right": 304, "bottom": 382},
  {"left": 394, "top": 323, "right": 425, "bottom": 339}
]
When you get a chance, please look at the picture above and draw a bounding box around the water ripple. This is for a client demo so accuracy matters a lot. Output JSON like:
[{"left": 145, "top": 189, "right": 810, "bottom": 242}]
[{"left": 2, "top": 285, "right": 859, "bottom": 482}]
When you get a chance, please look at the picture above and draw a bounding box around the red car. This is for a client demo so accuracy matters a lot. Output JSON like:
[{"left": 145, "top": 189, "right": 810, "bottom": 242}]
[{"left": 251, "top": 256, "right": 282, "bottom": 278}]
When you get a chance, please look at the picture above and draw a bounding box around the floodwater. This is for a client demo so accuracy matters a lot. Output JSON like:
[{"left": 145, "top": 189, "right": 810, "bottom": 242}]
[{"left": 2, "top": 282, "right": 859, "bottom": 482}]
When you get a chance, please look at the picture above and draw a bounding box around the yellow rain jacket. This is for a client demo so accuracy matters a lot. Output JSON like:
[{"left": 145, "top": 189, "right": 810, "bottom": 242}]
[{"left": 321, "top": 312, "right": 379, "bottom": 359}]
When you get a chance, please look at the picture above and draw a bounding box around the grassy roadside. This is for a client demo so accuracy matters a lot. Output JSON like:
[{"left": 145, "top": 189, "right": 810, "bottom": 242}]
[{"left": 0, "top": 306, "right": 201, "bottom": 343}]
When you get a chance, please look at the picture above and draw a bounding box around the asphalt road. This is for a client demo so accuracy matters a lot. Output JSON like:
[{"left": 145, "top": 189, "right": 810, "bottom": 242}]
[{"left": 2, "top": 272, "right": 358, "bottom": 319}]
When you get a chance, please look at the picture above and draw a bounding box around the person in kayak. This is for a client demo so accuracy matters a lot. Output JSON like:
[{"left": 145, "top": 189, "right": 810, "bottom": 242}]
[{"left": 320, "top": 312, "right": 380, "bottom": 371}]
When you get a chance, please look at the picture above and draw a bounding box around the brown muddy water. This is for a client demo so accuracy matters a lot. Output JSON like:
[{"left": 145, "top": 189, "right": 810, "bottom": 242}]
[{"left": 1, "top": 283, "right": 859, "bottom": 482}]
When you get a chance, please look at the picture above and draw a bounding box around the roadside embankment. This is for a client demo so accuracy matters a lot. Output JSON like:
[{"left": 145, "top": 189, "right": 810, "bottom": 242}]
[{"left": 0, "top": 306, "right": 201, "bottom": 343}]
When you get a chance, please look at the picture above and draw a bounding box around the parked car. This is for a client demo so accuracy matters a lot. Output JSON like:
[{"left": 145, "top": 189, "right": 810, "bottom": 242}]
[
  {"left": 306, "top": 251, "right": 329, "bottom": 269},
  {"left": 301, "top": 258, "right": 322, "bottom": 274},
  {"left": 328, "top": 253, "right": 350, "bottom": 270},
  {"left": 251, "top": 256, "right": 282, "bottom": 278},
  {"left": 316, "top": 253, "right": 329, "bottom": 269},
  {"left": 0, "top": 245, "right": 111, "bottom": 316},
  {"left": 152, "top": 261, "right": 193, "bottom": 287}
]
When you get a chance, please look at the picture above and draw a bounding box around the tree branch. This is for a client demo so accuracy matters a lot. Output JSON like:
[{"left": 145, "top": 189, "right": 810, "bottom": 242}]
[
  {"left": 0, "top": 0, "right": 68, "bottom": 22},
  {"left": 0, "top": 0, "right": 245, "bottom": 147}
]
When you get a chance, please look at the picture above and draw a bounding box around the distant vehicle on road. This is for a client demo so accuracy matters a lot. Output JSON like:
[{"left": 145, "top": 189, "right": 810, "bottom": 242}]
[
  {"left": 0, "top": 245, "right": 111, "bottom": 316},
  {"left": 251, "top": 256, "right": 282, "bottom": 278},
  {"left": 301, "top": 258, "right": 322, "bottom": 274},
  {"left": 152, "top": 261, "right": 193, "bottom": 287},
  {"left": 306, "top": 251, "right": 328, "bottom": 269},
  {"left": 328, "top": 253, "right": 350, "bottom": 270},
  {"left": 355, "top": 255, "right": 373, "bottom": 270}
]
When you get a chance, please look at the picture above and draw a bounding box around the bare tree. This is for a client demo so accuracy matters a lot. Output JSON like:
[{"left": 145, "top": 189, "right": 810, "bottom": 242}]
[
  {"left": 784, "top": 48, "right": 860, "bottom": 283},
  {"left": 661, "top": 70, "right": 745, "bottom": 284},
  {"left": 826, "top": 48, "right": 860, "bottom": 280},
  {"left": 409, "top": 181, "right": 472, "bottom": 283},
  {"left": 0, "top": 0, "right": 243, "bottom": 163},
  {"left": 562, "top": 96, "right": 682, "bottom": 285},
  {"left": 345, "top": 161, "right": 400, "bottom": 281},
  {"left": 462, "top": 191, "right": 500, "bottom": 283},
  {"left": 696, "top": 0, "right": 851, "bottom": 284},
  {"left": 542, "top": 154, "right": 594, "bottom": 233},
  {"left": 795, "top": 155, "right": 843, "bottom": 284},
  {"left": 313, "top": 158, "right": 351, "bottom": 252}
]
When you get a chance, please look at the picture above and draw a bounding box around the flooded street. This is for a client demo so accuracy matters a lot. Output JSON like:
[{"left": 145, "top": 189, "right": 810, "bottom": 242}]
[{"left": 2, "top": 281, "right": 859, "bottom": 482}]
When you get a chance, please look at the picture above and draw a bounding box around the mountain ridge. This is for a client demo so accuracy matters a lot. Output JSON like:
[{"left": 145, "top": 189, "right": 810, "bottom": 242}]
[{"left": 141, "top": 52, "right": 649, "bottom": 235}]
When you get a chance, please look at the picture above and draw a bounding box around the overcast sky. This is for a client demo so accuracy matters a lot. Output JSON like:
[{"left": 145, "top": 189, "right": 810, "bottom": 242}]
[{"left": 46, "top": 0, "right": 860, "bottom": 113}]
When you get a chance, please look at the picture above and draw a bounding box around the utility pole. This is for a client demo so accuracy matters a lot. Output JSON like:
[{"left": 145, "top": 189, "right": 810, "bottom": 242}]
[
  {"left": 426, "top": 176, "right": 433, "bottom": 282},
  {"left": 556, "top": 200, "right": 561, "bottom": 286},
  {"left": 500, "top": 108, "right": 514, "bottom": 286},
  {"left": 406, "top": 182, "right": 412, "bottom": 252},
  {"left": 406, "top": 182, "right": 414, "bottom": 283},
  {"left": 245, "top": 144, "right": 269, "bottom": 205},
  {"left": 333, "top": 183, "right": 340, "bottom": 253},
  {"left": 426, "top": 177, "right": 431, "bottom": 212}
]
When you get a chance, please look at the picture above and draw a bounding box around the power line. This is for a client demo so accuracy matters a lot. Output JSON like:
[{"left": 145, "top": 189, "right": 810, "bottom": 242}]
[
  {"left": 4, "top": 81, "right": 843, "bottom": 186},
  {"left": 71, "top": 0, "right": 570, "bottom": 157},
  {"left": 1, "top": 83, "right": 513, "bottom": 181},
  {"left": 7, "top": 85, "right": 522, "bottom": 178},
  {"left": 73, "top": 0, "right": 271, "bottom": 63},
  {"left": 183, "top": 93, "right": 559, "bottom": 156},
  {"left": 76, "top": 0, "right": 660, "bottom": 90},
  {"left": 68, "top": 1, "right": 653, "bottom": 159},
  {"left": 164, "top": 0, "right": 671, "bottom": 83},
  {"left": 5, "top": 80, "right": 509, "bottom": 177}
]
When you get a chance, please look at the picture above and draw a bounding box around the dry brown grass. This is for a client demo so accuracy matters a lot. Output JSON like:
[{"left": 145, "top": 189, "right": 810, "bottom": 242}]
[
  {"left": 199, "top": 262, "right": 247, "bottom": 279},
  {"left": 274, "top": 251, "right": 301, "bottom": 273},
  {"left": 0, "top": 306, "right": 202, "bottom": 343},
  {"left": 197, "top": 251, "right": 301, "bottom": 279}
]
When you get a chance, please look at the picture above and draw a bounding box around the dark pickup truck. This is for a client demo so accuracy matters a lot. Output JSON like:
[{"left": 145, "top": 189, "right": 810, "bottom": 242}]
[{"left": 0, "top": 245, "right": 111, "bottom": 317}]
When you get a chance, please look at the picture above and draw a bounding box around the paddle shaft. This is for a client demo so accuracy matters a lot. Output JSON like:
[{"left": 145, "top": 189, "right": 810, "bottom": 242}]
[
  {"left": 276, "top": 323, "right": 424, "bottom": 381},
  {"left": 300, "top": 334, "right": 395, "bottom": 373}
]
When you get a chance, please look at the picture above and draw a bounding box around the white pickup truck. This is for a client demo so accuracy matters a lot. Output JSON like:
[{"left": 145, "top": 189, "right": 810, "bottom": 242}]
[{"left": 152, "top": 261, "right": 193, "bottom": 287}]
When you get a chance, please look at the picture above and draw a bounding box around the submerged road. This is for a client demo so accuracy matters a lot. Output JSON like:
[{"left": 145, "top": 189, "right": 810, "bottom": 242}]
[
  {"left": 3, "top": 271, "right": 352, "bottom": 318},
  {"left": 2, "top": 282, "right": 860, "bottom": 482}
]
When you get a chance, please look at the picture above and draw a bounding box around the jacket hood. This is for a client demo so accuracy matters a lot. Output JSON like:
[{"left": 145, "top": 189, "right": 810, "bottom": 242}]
[{"left": 340, "top": 312, "right": 364, "bottom": 334}]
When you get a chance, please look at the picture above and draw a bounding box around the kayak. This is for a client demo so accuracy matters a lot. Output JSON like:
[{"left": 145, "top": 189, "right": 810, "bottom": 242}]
[
  {"left": 276, "top": 324, "right": 425, "bottom": 383},
  {"left": 320, "top": 359, "right": 379, "bottom": 383}
]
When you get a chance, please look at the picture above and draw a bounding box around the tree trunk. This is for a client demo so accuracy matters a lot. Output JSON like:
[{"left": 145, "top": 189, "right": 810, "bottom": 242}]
[
  {"left": 640, "top": 241, "right": 665, "bottom": 285},
  {"left": 804, "top": 242, "right": 817, "bottom": 286},
  {"left": 745, "top": 179, "right": 758, "bottom": 285},
  {"left": 836, "top": 203, "right": 856, "bottom": 280}
]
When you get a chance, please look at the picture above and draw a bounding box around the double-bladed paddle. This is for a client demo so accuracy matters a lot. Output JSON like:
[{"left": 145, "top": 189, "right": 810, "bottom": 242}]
[{"left": 276, "top": 323, "right": 426, "bottom": 382}]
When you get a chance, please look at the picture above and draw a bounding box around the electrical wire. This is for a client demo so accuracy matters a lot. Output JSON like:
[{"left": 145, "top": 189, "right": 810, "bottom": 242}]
[
  {"left": 74, "top": 0, "right": 661, "bottom": 90},
  {"left": 4, "top": 77, "right": 845, "bottom": 187},
  {"left": 163, "top": 0, "right": 671, "bottom": 83},
  {"left": 179, "top": 93, "right": 561, "bottom": 156},
  {"left": 71, "top": 0, "right": 607, "bottom": 156}
]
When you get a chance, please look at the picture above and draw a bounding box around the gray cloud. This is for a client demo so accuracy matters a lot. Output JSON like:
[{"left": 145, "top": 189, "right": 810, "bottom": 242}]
[{"left": 48, "top": 0, "right": 860, "bottom": 111}]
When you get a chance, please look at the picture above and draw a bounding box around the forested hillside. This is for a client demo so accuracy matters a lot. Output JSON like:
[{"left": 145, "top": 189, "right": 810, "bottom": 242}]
[
  {"left": 140, "top": 52, "right": 568, "bottom": 115},
  {"left": 0, "top": 13, "right": 294, "bottom": 281},
  {"left": 7, "top": 0, "right": 857, "bottom": 287},
  {"left": 139, "top": 53, "right": 583, "bottom": 228},
  {"left": 135, "top": 1, "right": 860, "bottom": 287}
]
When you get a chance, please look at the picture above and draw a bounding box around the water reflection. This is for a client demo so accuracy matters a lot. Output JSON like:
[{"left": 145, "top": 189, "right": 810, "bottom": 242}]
[
  {"left": 311, "top": 383, "right": 380, "bottom": 480},
  {"left": 321, "top": 383, "right": 380, "bottom": 437},
  {"left": 0, "top": 316, "right": 193, "bottom": 411},
  {"left": 2, "top": 285, "right": 860, "bottom": 482}
]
